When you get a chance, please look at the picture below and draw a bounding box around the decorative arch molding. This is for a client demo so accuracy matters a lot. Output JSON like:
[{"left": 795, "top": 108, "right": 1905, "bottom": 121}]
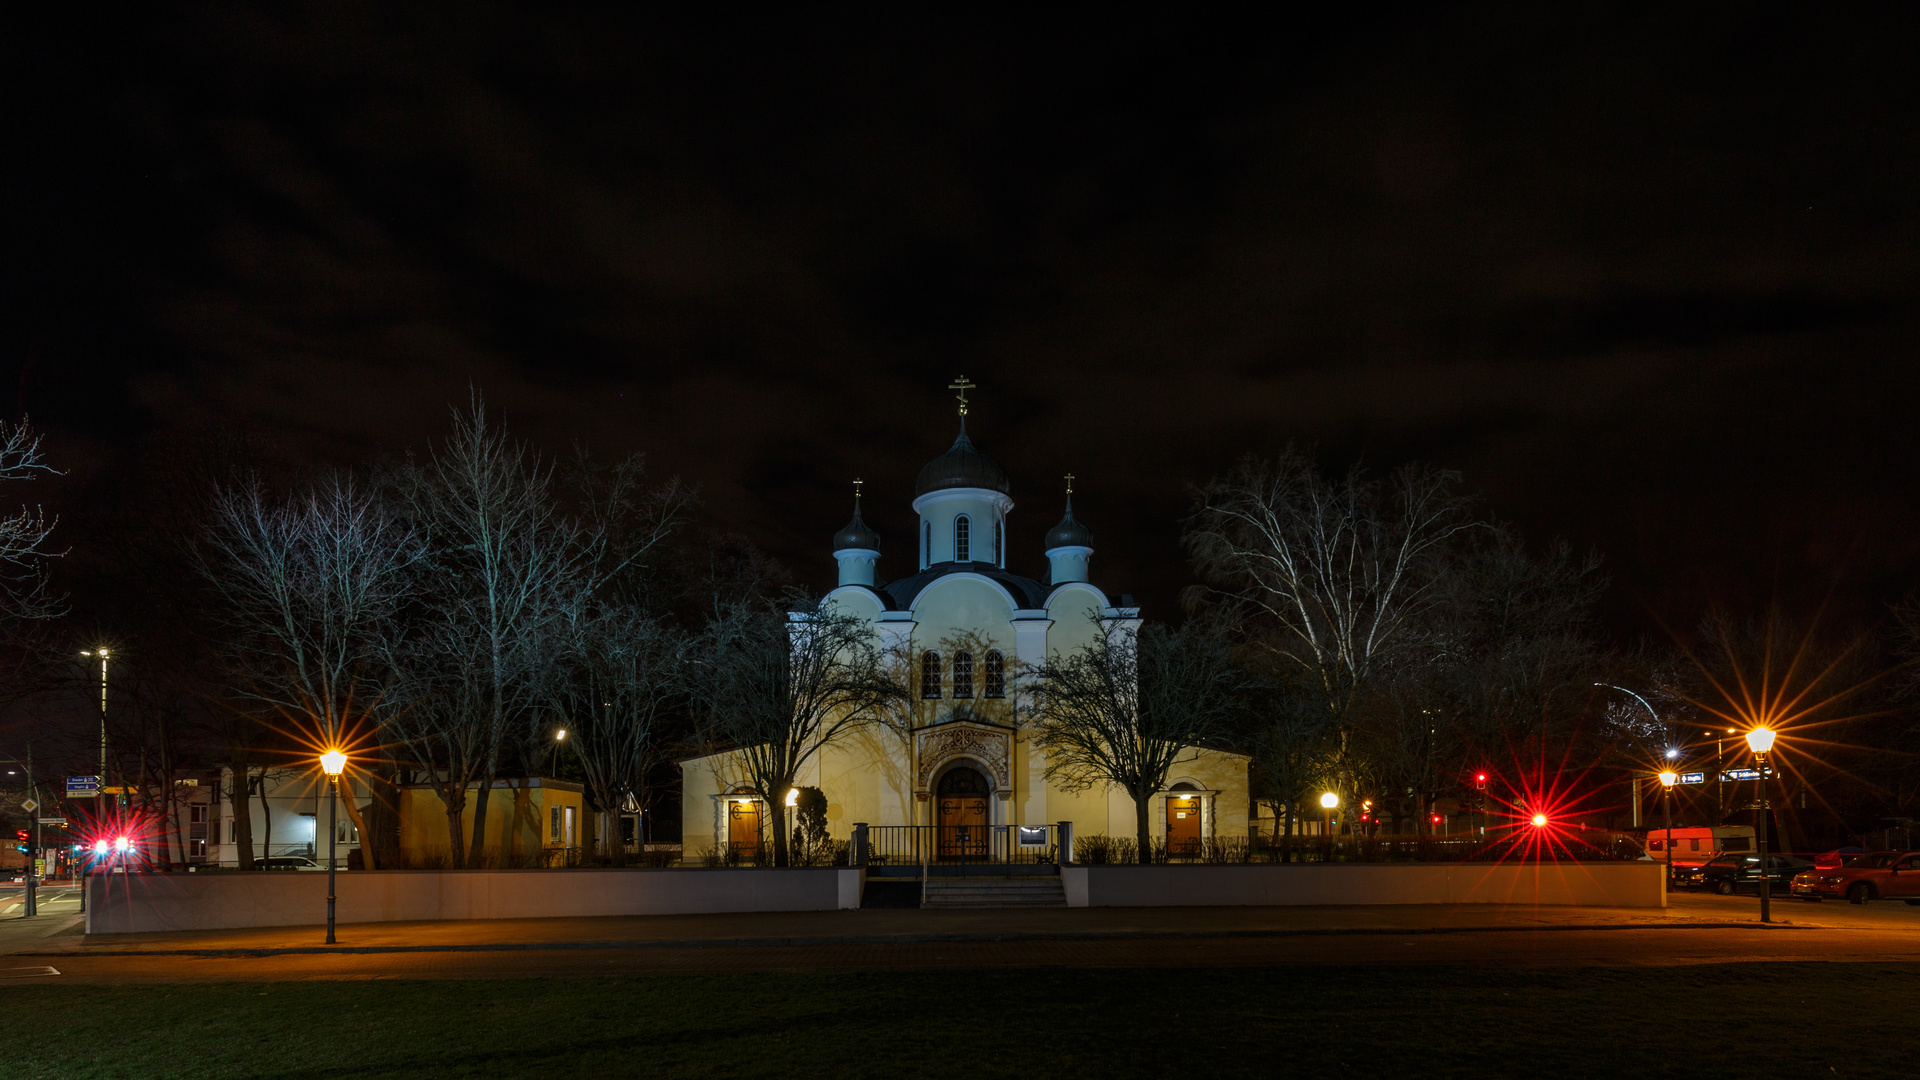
[
  {"left": 914, "top": 721, "right": 1012, "bottom": 797},
  {"left": 907, "top": 571, "right": 1021, "bottom": 618}
]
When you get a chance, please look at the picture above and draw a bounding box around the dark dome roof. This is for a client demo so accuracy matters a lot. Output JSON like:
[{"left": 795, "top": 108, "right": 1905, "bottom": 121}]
[
  {"left": 833, "top": 505, "right": 880, "bottom": 552},
  {"left": 1046, "top": 498, "right": 1093, "bottom": 549},
  {"left": 915, "top": 431, "right": 1011, "bottom": 496}
]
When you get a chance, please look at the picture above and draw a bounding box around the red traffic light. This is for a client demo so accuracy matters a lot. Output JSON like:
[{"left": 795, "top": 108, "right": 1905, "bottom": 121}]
[{"left": 12, "top": 830, "right": 25, "bottom": 843}]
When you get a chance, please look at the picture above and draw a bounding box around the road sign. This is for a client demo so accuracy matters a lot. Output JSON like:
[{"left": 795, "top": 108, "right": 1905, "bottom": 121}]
[
  {"left": 1679, "top": 772, "right": 1705, "bottom": 784},
  {"left": 37, "top": 818, "right": 66, "bottom": 826},
  {"left": 66, "top": 775, "right": 100, "bottom": 798},
  {"left": 19, "top": 798, "right": 36, "bottom": 813}
]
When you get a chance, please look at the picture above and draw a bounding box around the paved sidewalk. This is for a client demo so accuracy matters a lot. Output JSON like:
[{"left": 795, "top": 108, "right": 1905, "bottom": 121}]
[{"left": 12, "top": 899, "right": 1772, "bottom": 957}]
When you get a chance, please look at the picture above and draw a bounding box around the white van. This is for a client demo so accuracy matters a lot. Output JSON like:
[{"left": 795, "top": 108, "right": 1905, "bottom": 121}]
[{"left": 1644, "top": 826, "right": 1757, "bottom": 869}]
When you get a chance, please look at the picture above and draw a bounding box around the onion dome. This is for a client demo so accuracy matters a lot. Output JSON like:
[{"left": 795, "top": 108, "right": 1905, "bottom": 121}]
[
  {"left": 834, "top": 498, "right": 880, "bottom": 552},
  {"left": 915, "top": 431, "right": 1011, "bottom": 496},
  {"left": 1045, "top": 495, "right": 1093, "bottom": 550}
]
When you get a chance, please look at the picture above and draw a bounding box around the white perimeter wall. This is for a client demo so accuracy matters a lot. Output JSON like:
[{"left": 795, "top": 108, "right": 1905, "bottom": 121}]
[
  {"left": 86, "top": 868, "right": 864, "bottom": 934},
  {"left": 1061, "top": 862, "right": 1665, "bottom": 908}
]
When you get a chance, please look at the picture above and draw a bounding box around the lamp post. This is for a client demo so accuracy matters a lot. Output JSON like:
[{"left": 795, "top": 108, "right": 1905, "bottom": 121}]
[
  {"left": 320, "top": 749, "right": 347, "bottom": 944},
  {"left": 1657, "top": 770, "right": 1678, "bottom": 882},
  {"left": 1320, "top": 791, "right": 1339, "bottom": 863},
  {"left": 1744, "top": 727, "right": 1776, "bottom": 924},
  {"left": 79, "top": 649, "right": 109, "bottom": 786}
]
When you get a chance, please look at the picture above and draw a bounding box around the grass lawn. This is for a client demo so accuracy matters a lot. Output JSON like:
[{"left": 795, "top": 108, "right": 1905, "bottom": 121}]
[{"left": 5, "top": 963, "right": 1912, "bottom": 1079}]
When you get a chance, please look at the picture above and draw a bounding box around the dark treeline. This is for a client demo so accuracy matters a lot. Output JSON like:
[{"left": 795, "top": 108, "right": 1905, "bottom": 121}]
[{"left": 1, "top": 402, "right": 1917, "bottom": 869}]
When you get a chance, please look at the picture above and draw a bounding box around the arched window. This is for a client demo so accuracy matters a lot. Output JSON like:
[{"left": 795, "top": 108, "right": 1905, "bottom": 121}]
[
  {"left": 984, "top": 651, "right": 1005, "bottom": 698},
  {"left": 994, "top": 519, "right": 1003, "bottom": 566},
  {"left": 923, "top": 521, "right": 931, "bottom": 568},
  {"left": 954, "top": 516, "right": 970, "bottom": 562},
  {"left": 921, "top": 651, "right": 942, "bottom": 698},
  {"left": 952, "top": 651, "right": 974, "bottom": 699}
]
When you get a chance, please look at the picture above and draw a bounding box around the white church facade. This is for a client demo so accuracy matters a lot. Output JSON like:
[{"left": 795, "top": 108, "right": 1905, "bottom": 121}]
[{"left": 680, "top": 403, "right": 1249, "bottom": 862}]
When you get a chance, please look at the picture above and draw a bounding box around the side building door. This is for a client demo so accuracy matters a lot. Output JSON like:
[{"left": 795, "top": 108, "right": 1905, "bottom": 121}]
[
  {"left": 728, "top": 799, "right": 762, "bottom": 860},
  {"left": 1166, "top": 794, "right": 1203, "bottom": 858}
]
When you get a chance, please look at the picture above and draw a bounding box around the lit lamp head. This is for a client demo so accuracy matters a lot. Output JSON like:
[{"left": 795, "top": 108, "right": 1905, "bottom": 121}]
[
  {"left": 1744, "top": 727, "right": 1777, "bottom": 755},
  {"left": 320, "top": 749, "right": 348, "bottom": 777},
  {"left": 555, "top": 728, "right": 566, "bottom": 742},
  {"left": 1658, "top": 770, "right": 1678, "bottom": 788},
  {"left": 1664, "top": 748, "right": 1679, "bottom": 759},
  {"left": 785, "top": 788, "right": 799, "bottom": 807},
  {"left": 1531, "top": 813, "right": 1549, "bottom": 827},
  {"left": 1319, "top": 792, "right": 1339, "bottom": 810}
]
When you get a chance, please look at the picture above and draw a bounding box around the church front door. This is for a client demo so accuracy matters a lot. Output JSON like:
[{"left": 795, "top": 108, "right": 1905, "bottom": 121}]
[{"left": 936, "top": 765, "right": 990, "bottom": 860}]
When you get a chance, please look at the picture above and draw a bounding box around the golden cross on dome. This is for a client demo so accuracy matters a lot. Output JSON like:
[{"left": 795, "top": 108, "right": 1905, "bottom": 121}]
[
  {"left": 853, "top": 478, "right": 864, "bottom": 503},
  {"left": 947, "top": 376, "right": 976, "bottom": 417},
  {"left": 1064, "top": 472, "right": 1075, "bottom": 495}
]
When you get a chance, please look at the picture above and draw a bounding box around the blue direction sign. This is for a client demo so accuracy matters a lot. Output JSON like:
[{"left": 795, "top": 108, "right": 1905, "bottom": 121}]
[
  {"left": 65, "top": 775, "right": 101, "bottom": 798},
  {"left": 1678, "top": 772, "right": 1706, "bottom": 785}
]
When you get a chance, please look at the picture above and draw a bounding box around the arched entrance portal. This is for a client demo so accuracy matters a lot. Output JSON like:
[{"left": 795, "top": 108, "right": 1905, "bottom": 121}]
[{"left": 936, "top": 764, "right": 990, "bottom": 860}]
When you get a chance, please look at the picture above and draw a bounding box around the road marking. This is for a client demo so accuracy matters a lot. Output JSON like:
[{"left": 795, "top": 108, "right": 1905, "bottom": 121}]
[{"left": 0, "top": 966, "right": 59, "bottom": 979}]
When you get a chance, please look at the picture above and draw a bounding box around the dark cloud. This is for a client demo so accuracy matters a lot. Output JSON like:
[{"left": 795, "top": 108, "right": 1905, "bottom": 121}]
[{"left": 7, "top": 5, "right": 1920, "bottom": 634}]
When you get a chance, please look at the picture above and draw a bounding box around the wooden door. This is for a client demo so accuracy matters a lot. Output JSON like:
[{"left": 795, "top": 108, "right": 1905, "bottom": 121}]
[
  {"left": 938, "top": 796, "right": 989, "bottom": 859},
  {"left": 728, "top": 800, "right": 761, "bottom": 859},
  {"left": 1167, "top": 795, "right": 1203, "bottom": 858},
  {"left": 936, "top": 765, "right": 990, "bottom": 860}
]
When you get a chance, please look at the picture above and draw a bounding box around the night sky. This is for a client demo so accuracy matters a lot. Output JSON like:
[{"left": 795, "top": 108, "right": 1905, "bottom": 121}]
[{"left": 9, "top": 7, "right": 1920, "bottom": 636}]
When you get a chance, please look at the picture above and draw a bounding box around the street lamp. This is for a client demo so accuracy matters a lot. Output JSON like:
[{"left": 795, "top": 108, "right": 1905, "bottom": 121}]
[
  {"left": 320, "top": 749, "right": 347, "bottom": 944},
  {"left": 1658, "top": 770, "right": 1678, "bottom": 881},
  {"left": 79, "top": 649, "right": 110, "bottom": 786},
  {"left": 1744, "top": 727, "right": 1776, "bottom": 924},
  {"left": 1320, "top": 792, "right": 1339, "bottom": 862}
]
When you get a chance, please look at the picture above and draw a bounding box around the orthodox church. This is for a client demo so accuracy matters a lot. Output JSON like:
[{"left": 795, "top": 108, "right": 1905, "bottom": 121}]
[{"left": 680, "top": 387, "right": 1249, "bottom": 861}]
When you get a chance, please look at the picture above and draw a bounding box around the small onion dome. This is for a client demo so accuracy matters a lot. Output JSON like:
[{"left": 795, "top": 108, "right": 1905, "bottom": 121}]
[
  {"left": 1046, "top": 497, "right": 1092, "bottom": 549},
  {"left": 834, "top": 506, "right": 880, "bottom": 552},
  {"left": 915, "top": 431, "right": 1011, "bottom": 496}
]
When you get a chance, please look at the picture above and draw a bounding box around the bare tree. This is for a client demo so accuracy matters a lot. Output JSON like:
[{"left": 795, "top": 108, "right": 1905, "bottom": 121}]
[
  {"left": 398, "top": 397, "right": 583, "bottom": 866},
  {"left": 691, "top": 599, "right": 905, "bottom": 867},
  {"left": 1246, "top": 667, "right": 1338, "bottom": 859},
  {"left": 0, "top": 418, "right": 63, "bottom": 625},
  {"left": 195, "top": 474, "right": 424, "bottom": 869},
  {"left": 1028, "top": 620, "right": 1247, "bottom": 859},
  {"left": 1186, "top": 448, "right": 1478, "bottom": 728},
  {"left": 545, "top": 603, "right": 687, "bottom": 866}
]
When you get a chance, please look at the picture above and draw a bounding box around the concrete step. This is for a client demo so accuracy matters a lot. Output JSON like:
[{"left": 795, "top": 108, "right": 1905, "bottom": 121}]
[{"left": 922, "top": 877, "right": 1067, "bottom": 909}]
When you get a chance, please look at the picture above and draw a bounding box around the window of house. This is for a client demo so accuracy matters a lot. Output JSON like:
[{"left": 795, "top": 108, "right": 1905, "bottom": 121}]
[
  {"left": 336, "top": 820, "right": 360, "bottom": 844},
  {"left": 954, "top": 516, "right": 970, "bottom": 562},
  {"left": 550, "top": 806, "right": 563, "bottom": 845},
  {"left": 922, "top": 651, "right": 942, "bottom": 698},
  {"left": 994, "top": 519, "right": 1003, "bottom": 566},
  {"left": 924, "top": 521, "right": 932, "bottom": 566},
  {"left": 953, "top": 651, "right": 974, "bottom": 699},
  {"left": 984, "top": 651, "right": 1005, "bottom": 698}
]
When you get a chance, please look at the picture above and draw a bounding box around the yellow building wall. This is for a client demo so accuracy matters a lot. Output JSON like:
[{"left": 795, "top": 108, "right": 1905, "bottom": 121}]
[
  {"left": 398, "top": 780, "right": 586, "bottom": 866},
  {"left": 679, "top": 736, "right": 1249, "bottom": 851}
]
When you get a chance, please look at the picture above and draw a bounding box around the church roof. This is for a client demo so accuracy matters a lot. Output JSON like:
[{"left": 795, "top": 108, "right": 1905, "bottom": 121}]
[
  {"left": 914, "top": 430, "right": 1011, "bottom": 496},
  {"left": 878, "top": 563, "right": 1052, "bottom": 610},
  {"left": 1045, "top": 496, "right": 1093, "bottom": 550},
  {"left": 833, "top": 505, "right": 880, "bottom": 552}
]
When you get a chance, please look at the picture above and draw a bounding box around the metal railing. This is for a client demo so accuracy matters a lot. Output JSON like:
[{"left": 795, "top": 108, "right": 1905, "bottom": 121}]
[{"left": 860, "top": 824, "right": 1062, "bottom": 872}]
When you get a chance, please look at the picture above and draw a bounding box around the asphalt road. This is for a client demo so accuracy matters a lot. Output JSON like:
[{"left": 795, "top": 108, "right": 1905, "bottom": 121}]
[{"left": 2, "top": 890, "right": 1916, "bottom": 983}]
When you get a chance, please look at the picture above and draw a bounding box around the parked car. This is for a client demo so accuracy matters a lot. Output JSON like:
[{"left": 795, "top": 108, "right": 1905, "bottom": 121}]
[
  {"left": 1675, "top": 853, "right": 1812, "bottom": 895},
  {"left": 258, "top": 856, "right": 326, "bottom": 872},
  {"left": 1789, "top": 851, "right": 1920, "bottom": 904}
]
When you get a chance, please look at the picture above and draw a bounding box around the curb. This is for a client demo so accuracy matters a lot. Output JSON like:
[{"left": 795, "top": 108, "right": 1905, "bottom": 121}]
[{"left": 10, "top": 920, "right": 1800, "bottom": 959}]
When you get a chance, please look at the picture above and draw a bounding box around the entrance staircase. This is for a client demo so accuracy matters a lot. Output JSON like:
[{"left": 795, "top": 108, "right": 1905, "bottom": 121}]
[{"left": 920, "top": 875, "right": 1067, "bottom": 908}]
